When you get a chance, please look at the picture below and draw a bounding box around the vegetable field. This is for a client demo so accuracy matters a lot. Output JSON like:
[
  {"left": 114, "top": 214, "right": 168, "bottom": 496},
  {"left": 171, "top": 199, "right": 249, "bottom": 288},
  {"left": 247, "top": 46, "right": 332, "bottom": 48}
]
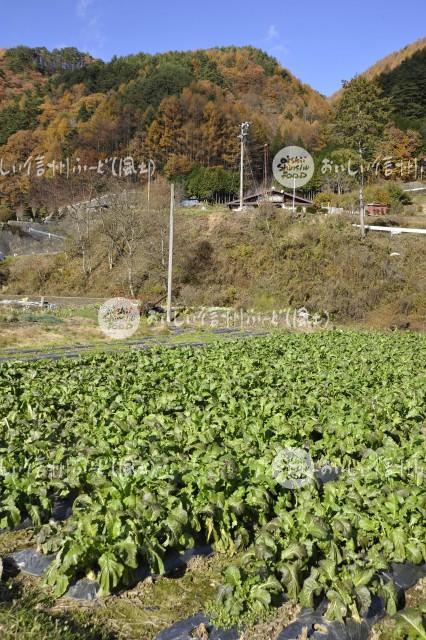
[{"left": 0, "top": 332, "right": 425, "bottom": 635}]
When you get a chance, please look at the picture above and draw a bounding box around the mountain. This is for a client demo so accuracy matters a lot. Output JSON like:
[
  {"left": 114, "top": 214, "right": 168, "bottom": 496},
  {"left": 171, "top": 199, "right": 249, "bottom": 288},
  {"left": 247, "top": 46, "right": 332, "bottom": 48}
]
[
  {"left": 0, "top": 45, "right": 329, "bottom": 208},
  {"left": 2, "top": 41, "right": 423, "bottom": 213}
]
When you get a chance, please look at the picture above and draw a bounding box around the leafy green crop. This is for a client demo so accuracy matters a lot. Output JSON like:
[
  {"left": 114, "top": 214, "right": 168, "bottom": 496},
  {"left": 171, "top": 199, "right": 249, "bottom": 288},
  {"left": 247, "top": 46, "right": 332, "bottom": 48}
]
[
  {"left": 0, "top": 331, "right": 425, "bottom": 625},
  {"left": 394, "top": 607, "right": 426, "bottom": 639}
]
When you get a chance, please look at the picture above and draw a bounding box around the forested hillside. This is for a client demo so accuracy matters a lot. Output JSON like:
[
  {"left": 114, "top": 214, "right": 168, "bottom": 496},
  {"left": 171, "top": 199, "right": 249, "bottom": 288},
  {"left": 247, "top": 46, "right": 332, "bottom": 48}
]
[
  {"left": 378, "top": 46, "right": 426, "bottom": 137},
  {"left": 330, "top": 37, "right": 425, "bottom": 97},
  {"left": 359, "top": 37, "right": 425, "bottom": 81},
  {"left": 0, "top": 45, "right": 329, "bottom": 209},
  {"left": 330, "top": 38, "right": 426, "bottom": 144},
  {"left": 0, "top": 41, "right": 424, "bottom": 217}
]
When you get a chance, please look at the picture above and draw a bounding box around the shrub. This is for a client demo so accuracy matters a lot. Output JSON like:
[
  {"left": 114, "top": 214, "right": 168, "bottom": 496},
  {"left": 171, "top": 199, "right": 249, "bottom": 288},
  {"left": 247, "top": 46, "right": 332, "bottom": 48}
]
[{"left": 0, "top": 204, "right": 14, "bottom": 222}]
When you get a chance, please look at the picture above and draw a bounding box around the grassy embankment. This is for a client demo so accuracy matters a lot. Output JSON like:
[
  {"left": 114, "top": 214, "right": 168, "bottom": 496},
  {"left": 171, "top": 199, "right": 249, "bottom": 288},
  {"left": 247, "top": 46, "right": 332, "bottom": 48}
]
[{"left": 1, "top": 207, "right": 425, "bottom": 336}]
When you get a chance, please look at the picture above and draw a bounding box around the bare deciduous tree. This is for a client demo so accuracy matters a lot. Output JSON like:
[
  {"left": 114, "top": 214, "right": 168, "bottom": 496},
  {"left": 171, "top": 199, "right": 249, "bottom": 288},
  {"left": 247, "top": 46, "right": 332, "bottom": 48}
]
[
  {"left": 97, "top": 178, "right": 171, "bottom": 297},
  {"left": 68, "top": 195, "right": 96, "bottom": 276},
  {"left": 59, "top": 176, "right": 106, "bottom": 276}
]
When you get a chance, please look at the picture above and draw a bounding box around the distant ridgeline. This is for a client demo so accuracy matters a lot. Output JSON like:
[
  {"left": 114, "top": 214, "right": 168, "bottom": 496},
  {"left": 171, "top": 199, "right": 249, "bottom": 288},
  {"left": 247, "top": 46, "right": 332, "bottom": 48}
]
[{"left": 3, "top": 46, "right": 91, "bottom": 74}]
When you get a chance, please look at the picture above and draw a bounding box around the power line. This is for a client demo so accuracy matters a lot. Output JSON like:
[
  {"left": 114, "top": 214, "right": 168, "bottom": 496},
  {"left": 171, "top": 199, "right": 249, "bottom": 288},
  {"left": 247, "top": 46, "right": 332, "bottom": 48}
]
[{"left": 245, "top": 144, "right": 259, "bottom": 196}]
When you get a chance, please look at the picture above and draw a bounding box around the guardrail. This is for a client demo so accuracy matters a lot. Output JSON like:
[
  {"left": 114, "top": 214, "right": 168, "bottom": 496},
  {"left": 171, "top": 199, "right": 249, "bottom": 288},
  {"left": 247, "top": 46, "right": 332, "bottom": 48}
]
[
  {"left": 353, "top": 224, "right": 426, "bottom": 235},
  {"left": 0, "top": 294, "right": 108, "bottom": 307}
]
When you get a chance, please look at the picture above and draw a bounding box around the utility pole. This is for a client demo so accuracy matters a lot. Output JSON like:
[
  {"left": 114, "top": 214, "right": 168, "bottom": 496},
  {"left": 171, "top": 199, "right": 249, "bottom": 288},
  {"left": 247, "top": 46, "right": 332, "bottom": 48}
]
[
  {"left": 166, "top": 183, "right": 175, "bottom": 323},
  {"left": 356, "top": 103, "right": 366, "bottom": 240},
  {"left": 359, "top": 141, "right": 366, "bottom": 239},
  {"left": 147, "top": 160, "right": 152, "bottom": 214},
  {"left": 238, "top": 122, "right": 250, "bottom": 210},
  {"left": 263, "top": 143, "right": 269, "bottom": 193}
]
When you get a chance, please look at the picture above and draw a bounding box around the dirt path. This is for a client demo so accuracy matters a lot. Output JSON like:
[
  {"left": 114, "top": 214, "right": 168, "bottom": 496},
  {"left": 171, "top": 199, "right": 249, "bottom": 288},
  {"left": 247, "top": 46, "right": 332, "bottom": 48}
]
[{"left": 0, "top": 329, "right": 268, "bottom": 363}]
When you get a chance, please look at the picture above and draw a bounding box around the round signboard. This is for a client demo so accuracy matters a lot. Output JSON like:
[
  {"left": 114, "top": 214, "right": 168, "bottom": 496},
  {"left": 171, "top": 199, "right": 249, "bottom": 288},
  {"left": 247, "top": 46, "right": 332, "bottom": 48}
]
[
  {"left": 98, "top": 297, "right": 140, "bottom": 340},
  {"left": 272, "top": 145, "right": 315, "bottom": 189}
]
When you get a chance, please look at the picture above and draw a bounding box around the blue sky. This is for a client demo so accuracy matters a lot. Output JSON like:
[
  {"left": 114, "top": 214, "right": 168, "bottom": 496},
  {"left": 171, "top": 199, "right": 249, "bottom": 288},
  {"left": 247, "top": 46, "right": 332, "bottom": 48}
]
[{"left": 1, "top": 0, "right": 425, "bottom": 95}]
